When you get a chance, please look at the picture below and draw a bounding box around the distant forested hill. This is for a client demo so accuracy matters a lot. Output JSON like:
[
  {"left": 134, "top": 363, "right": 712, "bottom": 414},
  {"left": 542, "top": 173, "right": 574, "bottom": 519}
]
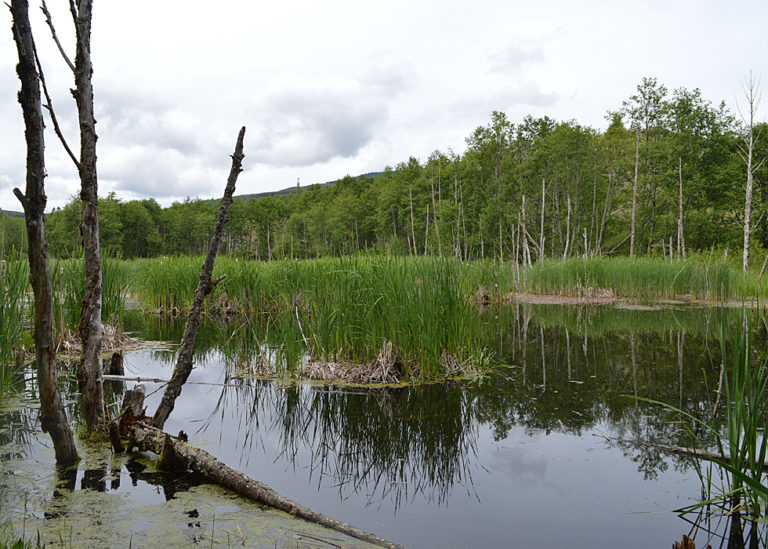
[{"left": 207, "top": 172, "right": 384, "bottom": 204}]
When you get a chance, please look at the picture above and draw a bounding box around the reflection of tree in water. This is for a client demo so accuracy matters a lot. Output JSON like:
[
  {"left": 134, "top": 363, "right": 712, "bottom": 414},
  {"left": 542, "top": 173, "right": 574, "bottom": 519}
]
[
  {"left": 475, "top": 305, "right": 724, "bottom": 482},
  {"left": 303, "top": 383, "right": 478, "bottom": 510},
  {"left": 203, "top": 377, "right": 479, "bottom": 511},
  {"left": 187, "top": 303, "right": 742, "bottom": 516}
]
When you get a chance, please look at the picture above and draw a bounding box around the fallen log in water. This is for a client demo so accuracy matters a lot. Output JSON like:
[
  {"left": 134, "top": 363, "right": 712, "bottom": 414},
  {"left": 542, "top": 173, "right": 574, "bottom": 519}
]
[{"left": 114, "top": 387, "right": 402, "bottom": 549}]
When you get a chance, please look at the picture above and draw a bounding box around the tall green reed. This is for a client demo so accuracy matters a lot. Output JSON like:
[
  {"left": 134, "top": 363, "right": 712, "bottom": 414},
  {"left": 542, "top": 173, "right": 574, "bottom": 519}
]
[
  {"left": 712, "top": 311, "right": 768, "bottom": 511},
  {"left": 0, "top": 260, "right": 28, "bottom": 396},
  {"left": 51, "top": 255, "right": 129, "bottom": 333},
  {"left": 526, "top": 256, "right": 751, "bottom": 300}
]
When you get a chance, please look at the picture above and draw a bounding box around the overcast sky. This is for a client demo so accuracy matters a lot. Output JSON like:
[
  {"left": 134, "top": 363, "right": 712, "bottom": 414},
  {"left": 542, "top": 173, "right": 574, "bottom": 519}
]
[{"left": 1, "top": 0, "right": 766, "bottom": 212}]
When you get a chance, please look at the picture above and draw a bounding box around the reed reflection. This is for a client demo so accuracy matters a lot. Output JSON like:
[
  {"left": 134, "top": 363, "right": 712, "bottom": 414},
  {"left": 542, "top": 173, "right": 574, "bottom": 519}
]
[{"left": 201, "top": 377, "right": 479, "bottom": 511}]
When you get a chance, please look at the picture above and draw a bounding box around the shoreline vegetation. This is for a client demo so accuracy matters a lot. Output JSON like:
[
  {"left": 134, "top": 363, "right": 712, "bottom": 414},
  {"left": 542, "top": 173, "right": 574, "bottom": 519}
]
[{"left": 2, "top": 253, "right": 768, "bottom": 388}]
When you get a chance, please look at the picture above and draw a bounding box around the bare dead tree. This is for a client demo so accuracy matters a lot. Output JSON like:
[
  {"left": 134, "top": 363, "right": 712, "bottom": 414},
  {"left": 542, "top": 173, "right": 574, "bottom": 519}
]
[
  {"left": 153, "top": 128, "right": 246, "bottom": 429},
  {"left": 37, "top": 0, "right": 104, "bottom": 429},
  {"left": 69, "top": 0, "right": 105, "bottom": 431},
  {"left": 738, "top": 72, "right": 765, "bottom": 275},
  {"left": 9, "top": 0, "right": 78, "bottom": 465},
  {"left": 677, "top": 157, "right": 686, "bottom": 260},
  {"left": 630, "top": 131, "right": 640, "bottom": 258}
]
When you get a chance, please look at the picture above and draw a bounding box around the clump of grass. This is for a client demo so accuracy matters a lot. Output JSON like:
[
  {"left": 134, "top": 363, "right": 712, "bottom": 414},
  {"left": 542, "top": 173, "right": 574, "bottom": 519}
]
[
  {"left": 711, "top": 311, "right": 768, "bottom": 512},
  {"left": 128, "top": 256, "right": 206, "bottom": 312}
]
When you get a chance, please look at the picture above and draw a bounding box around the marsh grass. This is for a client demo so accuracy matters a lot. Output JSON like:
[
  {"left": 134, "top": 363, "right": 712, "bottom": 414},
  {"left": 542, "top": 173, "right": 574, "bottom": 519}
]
[
  {"left": 239, "top": 256, "right": 492, "bottom": 378},
  {"left": 526, "top": 256, "right": 759, "bottom": 300},
  {"left": 0, "top": 260, "right": 28, "bottom": 396},
  {"left": 126, "top": 256, "right": 496, "bottom": 378},
  {"left": 51, "top": 256, "right": 129, "bottom": 333},
  {"left": 712, "top": 312, "right": 768, "bottom": 511},
  {"left": 128, "top": 256, "right": 206, "bottom": 312}
]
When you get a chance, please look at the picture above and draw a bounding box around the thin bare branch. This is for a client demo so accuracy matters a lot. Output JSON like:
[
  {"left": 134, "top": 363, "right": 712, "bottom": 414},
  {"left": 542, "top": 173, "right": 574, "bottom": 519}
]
[
  {"left": 40, "top": 0, "right": 75, "bottom": 72},
  {"left": 33, "top": 43, "right": 80, "bottom": 169}
]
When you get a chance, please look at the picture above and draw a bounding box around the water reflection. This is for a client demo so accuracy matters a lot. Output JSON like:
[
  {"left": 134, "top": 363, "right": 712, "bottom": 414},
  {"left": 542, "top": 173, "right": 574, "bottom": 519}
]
[
  {"left": 157, "top": 303, "right": 740, "bottom": 515},
  {"left": 201, "top": 377, "right": 479, "bottom": 510},
  {"left": 3, "top": 303, "right": 767, "bottom": 548}
]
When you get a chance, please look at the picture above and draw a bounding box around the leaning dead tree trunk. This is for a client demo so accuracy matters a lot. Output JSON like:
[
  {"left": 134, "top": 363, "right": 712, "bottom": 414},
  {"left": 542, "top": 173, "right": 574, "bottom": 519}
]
[
  {"left": 10, "top": 0, "right": 78, "bottom": 465},
  {"left": 71, "top": 0, "right": 104, "bottom": 430},
  {"left": 153, "top": 127, "right": 246, "bottom": 429}
]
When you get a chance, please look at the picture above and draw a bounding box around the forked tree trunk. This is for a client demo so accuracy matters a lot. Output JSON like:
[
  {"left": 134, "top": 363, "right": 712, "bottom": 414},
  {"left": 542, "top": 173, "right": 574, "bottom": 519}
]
[
  {"left": 72, "top": 0, "right": 104, "bottom": 430},
  {"left": 10, "top": 0, "right": 78, "bottom": 465},
  {"left": 153, "top": 128, "right": 246, "bottom": 429}
]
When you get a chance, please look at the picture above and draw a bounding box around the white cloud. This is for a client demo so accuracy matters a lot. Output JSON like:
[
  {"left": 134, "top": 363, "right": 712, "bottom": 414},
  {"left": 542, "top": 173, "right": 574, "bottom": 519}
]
[{"left": 249, "top": 72, "right": 407, "bottom": 167}]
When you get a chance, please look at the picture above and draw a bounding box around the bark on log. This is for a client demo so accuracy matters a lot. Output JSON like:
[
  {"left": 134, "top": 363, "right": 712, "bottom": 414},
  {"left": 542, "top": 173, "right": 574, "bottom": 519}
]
[
  {"left": 124, "top": 421, "right": 402, "bottom": 549},
  {"left": 72, "top": 0, "right": 105, "bottom": 432},
  {"left": 152, "top": 127, "right": 246, "bottom": 429},
  {"left": 10, "top": 0, "right": 78, "bottom": 465}
]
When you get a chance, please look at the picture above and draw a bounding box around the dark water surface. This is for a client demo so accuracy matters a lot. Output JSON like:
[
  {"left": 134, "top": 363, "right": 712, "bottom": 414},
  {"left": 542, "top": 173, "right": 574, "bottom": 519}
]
[{"left": 1, "top": 303, "right": 763, "bottom": 548}]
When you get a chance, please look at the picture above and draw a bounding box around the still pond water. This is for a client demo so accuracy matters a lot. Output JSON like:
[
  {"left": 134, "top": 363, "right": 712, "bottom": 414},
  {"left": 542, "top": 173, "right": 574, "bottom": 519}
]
[{"left": 1, "top": 303, "right": 763, "bottom": 548}]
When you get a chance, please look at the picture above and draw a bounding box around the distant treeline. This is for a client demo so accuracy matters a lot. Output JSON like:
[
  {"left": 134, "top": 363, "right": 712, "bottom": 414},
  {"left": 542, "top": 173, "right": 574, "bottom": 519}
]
[{"left": 2, "top": 78, "right": 766, "bottom": 264}]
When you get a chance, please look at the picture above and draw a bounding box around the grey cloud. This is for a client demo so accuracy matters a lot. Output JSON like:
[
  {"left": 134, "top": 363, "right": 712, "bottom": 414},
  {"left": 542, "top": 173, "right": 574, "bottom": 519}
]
[
  {"left": 489, "top": 44, "right": 544, "bottom": 73},
  {"left": 501, "top": 81, "right": 559, "bottom": 107},
  {"left": 90, "top": 87, "right": 226, "bottom": 199},
  {"left": 249, "top": 72, "right": 407, "bottom": 167},
  {"left": 96, "top": 88, "right": 203, "bottom": 157},
  {"left": 448, "top": 81, "right": 560, "bottom": 119},
  {"left": 99, "top": 145, "right": 223, "bottom": 199}
]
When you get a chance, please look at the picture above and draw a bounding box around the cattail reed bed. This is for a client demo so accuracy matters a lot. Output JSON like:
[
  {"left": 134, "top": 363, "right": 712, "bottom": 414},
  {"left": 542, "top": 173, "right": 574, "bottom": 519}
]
[
  {"left": 99, "top": 255, "right": 768, "bottom": 379},
  {"left": 127, "top": 256, "right": 501, "bottom": 380},
  {"left": 3, "top": 254, "right": 767, "bottom": 386},
  {"left": 526, "top": 256, "right": 766, "bottom": 300}
]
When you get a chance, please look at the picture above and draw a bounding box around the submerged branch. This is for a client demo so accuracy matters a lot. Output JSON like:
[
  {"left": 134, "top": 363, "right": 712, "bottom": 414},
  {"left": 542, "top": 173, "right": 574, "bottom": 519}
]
[{"left": 605, "top": 435, "right": 768, "bottom": 473}]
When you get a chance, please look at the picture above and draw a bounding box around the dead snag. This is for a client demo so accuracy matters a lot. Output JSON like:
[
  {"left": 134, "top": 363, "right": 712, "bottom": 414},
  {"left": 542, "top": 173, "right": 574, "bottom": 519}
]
[
  {"left": 10, "top": 0, "right": 78, "bottom": 465},
  {"left": 152, "top": 127, "right": 246, "bottom": 429},
  {"left": 70, "top": 0, "right": 105, "bottom": 431}
]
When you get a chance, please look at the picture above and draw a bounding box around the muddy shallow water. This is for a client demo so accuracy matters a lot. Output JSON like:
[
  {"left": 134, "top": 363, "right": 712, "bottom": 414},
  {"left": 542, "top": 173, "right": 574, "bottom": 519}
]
[{"left": 1, "top": 303, "right": 764, "bottom": 548}]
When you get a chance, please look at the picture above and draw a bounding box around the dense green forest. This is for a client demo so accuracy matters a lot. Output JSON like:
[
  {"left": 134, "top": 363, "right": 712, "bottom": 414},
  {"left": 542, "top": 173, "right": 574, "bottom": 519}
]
[{"left": 2, "top": 78, "right": 766, "bottom": 264}]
